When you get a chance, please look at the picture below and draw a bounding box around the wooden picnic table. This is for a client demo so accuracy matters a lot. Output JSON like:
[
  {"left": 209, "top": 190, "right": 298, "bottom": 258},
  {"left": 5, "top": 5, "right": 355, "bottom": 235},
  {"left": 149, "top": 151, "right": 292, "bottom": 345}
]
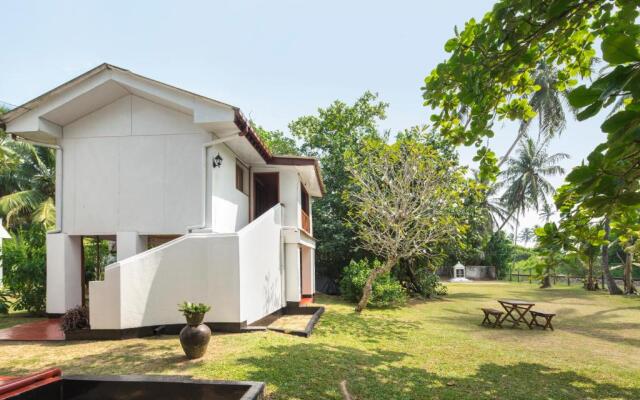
[{"left": 498, "top": 299, "right": 535, "bottom": 328}]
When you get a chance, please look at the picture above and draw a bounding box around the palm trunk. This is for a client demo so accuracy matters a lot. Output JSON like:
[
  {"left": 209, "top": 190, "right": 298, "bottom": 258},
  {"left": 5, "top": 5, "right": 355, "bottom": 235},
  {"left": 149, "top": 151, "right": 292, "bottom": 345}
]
[
  {"left": 602, "top": 219, "right": 623, "bottom": 295},
  {"left": 497, "top": 207, "right": 518, "bottom": 233},
  {"left": 514, "top": 217, "right": 519, "bottom": 245},
  {"left": 356, "top": 257, "right": 397, "bottom": 312},
  {"left": 498, "top": 130, "right": 526, "bottom": 168}
]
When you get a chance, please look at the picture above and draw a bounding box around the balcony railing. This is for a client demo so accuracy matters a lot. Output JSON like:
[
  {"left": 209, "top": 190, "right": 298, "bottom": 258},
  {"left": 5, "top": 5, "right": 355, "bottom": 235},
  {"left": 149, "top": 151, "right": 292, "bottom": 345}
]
[{"left": 301, "top": 209, "right": 311, "bottom": 234}]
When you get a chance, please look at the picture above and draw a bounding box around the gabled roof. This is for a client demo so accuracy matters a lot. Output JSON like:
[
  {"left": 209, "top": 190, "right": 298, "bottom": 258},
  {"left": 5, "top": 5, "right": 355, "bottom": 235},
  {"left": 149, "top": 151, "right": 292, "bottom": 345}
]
[{"left": 0, "top": 63, "right": 324, "bottom": 196}]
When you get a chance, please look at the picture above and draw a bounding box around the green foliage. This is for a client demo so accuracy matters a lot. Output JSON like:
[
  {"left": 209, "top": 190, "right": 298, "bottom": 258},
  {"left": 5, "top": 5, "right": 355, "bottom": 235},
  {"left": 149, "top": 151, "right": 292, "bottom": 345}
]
[
  {"left": 423, "top": 0, "right": 640, "bottom": 215},
  {"left": 534, "top": 222, "right": 572, "bottom": 287},
  {"left": 0, "top": 138, "right": 56, "bottom": 230},
  {"left": 511, "top": 245, "right": 536, "bottom": 263},
  {"left": 178, "top": 301, "right": 212, "bottom": 316},
  {"left": 0, "top": 224, "right": 46, "bottom": 314},
  {"left": 82, "top": 237, "right": 116, "bottom": 282},
  {"left": 484, "top": 230, "right": 513, "bottom": 278},
  {"left": 252, "top": 124, "right": 300, "bottom": 155},
  {"left": 339, "top": 259, "right": 407, "bottom": 307},
  {"left": 397, "top": 265, "right": 448, "bottom": 298},
  {"left": 289, "top": 92, "right": 388, "bottom": 286},
  {"left": 0, "top": 288, "right": 11, "bottom": 314},
  {"left": 512, "top": 256, "right": 540, "bottom": 272},
  {"left": 498, "top": 137, "right": 568, "bottom": 230},
  {"left": 345, "top": 136, "right": 467, "bottom": 263}
]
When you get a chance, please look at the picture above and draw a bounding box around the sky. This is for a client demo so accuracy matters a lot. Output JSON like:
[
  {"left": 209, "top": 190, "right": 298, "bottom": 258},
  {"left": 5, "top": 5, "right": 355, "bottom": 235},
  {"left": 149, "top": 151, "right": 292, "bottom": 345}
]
[{"left": 0, "top": 0, "right": 609, "bottom": 241}]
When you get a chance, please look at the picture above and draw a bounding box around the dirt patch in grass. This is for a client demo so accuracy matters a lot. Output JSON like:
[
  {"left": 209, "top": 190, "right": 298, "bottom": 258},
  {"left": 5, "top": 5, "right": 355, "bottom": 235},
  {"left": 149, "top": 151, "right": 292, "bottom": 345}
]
[{"left": 268, "top": 314, "right": 312, "bottom": 332}]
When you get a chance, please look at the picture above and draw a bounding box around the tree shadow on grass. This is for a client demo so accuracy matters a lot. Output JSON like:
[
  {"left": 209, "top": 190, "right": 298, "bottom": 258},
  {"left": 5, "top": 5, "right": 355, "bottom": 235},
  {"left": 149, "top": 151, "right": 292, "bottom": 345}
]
[
  {"left": 440, "top": 291, "right": 493, "bottom": 301},
  {"left": 0, "top": 339, "right": 193, "bottom": 377},
  {"left": 315, "top": 310, "right": 422, "bottom": 344},
  {"left": 235, "top": 342, "right": 640, "bottom": 400}
]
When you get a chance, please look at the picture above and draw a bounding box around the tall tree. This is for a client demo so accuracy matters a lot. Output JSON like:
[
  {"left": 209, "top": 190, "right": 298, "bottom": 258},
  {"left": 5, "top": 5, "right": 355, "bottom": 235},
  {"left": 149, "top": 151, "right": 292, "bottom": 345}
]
[
  {"left": 555, "top": 180, "right": 625, "bottom": 294},
  {"left": 610, "top": 209, "right": 640, "bottom": 295},
  {"left": 539, "top": 202, "right": 555, "bottom": 222},
  {"left": 498, "top": 137, "right": 569, "bottom": 232},
  {"left": 602, "top": 218, "right": 624, "bottom": 294},
  {"left": 535, "top": 222, "right": 571, "bottom": 288},
  {"left": 345, "top": 137, "right": 465, "bottom": 311},
  {"left": 422, "top": 0, "right": 640, "bottom": 218},
  {"left": 289, "top": 92, "right": 388, "bottom": 289},
  {"left": 500, "top": 61, "right": 569, "bottom": 166},
  {"left": 518, "top": 227, "right": 535, "bottom": 245},
  {"left": 252, "top": 124, "right": 300, "bottom": 155},
  {"left": 560, "top": 206, "right": 606, "bottom": 290}
]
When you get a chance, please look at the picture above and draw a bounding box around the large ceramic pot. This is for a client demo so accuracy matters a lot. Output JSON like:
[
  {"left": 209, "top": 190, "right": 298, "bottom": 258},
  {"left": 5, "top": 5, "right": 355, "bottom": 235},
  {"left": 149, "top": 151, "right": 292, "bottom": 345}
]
[{"left": 179, "top": 313, "right": 211, "bottom": 359}]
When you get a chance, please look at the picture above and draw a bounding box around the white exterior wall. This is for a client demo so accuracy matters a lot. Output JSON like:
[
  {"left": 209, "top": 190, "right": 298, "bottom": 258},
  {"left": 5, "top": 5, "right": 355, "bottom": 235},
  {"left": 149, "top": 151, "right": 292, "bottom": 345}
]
[
  {"left": 89, "top": 205, "right": 284, "bottom": 329},
  {"left": 208, "top": 144, "right": 249, "bottom": 232},
  {"left": 90, "top": 233, "right": 241, "bottom": 329},
  {"left": 46, "top": 233, "right": 82, "bottom": 314},
  {"left": 116, "top": 232, "right": 148, "bottom": 261},
  {"left": 238, "top": 205, "right": 284, "bottom": 324},
  {"left": 61, "top": 95, "right": 210, "bottom": 235}
]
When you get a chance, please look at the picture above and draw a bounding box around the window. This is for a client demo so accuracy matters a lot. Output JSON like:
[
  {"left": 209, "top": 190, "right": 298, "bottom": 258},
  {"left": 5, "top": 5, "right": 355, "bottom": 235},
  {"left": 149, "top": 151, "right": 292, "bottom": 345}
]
[
  {"left": 455, "top": 269, "right": 464, "bottom": 278},
  {"left": 236, "top": 163, "right": 247, "bottom": 194}
]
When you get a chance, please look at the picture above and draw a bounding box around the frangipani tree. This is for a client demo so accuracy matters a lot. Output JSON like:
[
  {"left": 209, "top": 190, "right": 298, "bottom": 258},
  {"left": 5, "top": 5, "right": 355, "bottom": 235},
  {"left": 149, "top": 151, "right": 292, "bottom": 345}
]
[{"left": 345, "top": 137, "right": 465, "bottom": 312}]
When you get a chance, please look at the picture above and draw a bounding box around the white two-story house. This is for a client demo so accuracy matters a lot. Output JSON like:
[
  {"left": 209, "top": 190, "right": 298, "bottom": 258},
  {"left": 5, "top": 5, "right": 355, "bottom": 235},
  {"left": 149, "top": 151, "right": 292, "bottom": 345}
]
[{"left": 0, "top": 64, "right": 323, "bottom": 335}]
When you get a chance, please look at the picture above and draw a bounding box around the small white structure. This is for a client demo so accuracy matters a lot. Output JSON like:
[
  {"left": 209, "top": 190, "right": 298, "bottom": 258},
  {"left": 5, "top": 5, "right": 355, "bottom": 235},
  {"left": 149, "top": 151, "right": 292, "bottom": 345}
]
[
  {"left": 450, "top": 262, "right": 471, "bottom": 282},
  {"left": 0, "top": 219, "right": 10, "bottom": 286},
  {"left": 0, "top": 64, "right": 324, "bottom": 333}
]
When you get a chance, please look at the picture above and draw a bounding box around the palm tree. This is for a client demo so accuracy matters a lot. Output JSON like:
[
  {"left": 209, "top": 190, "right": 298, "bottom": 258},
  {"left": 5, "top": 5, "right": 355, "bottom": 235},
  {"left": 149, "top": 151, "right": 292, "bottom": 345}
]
[
  {"left": 499, "top": 62, "right": 567, "bottom": 167},
  {"left": 0, "top": 140, "right": 56, "bottom": 229},
  {"left": 497, "top": 137, "right": 569, "bottom": 233},
  {"left": 518, "top": 227, "right": 535, "bottom": 246},
  {"left": 539, "top": 202, "right": 555, "bottom": 222},
  {"left": 472, "top": 170, "right": 510, "bottom": 231}
]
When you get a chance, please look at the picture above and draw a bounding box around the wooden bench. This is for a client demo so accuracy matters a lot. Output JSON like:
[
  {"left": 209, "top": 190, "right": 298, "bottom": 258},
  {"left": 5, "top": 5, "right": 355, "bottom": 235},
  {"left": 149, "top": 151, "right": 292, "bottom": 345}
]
[
  {"left": 528, "top": 310, "right": 556, "bottom": 331},
  {"left": 481, "top": 308, "right": 503, "bottom": 328}
]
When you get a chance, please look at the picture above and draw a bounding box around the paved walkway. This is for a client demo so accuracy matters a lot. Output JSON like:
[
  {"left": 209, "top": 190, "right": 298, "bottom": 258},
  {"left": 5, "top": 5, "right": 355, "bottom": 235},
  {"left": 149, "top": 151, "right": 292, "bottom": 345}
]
[{"left": 0, "top": 319, "right": 64, "bottom": 341}]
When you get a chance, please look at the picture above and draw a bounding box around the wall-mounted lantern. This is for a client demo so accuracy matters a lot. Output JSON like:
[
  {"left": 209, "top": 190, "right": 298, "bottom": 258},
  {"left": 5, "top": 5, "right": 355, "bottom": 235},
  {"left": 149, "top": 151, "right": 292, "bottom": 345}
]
[{"left": 212, "top": 153, "right": 223, "bottom": 168}]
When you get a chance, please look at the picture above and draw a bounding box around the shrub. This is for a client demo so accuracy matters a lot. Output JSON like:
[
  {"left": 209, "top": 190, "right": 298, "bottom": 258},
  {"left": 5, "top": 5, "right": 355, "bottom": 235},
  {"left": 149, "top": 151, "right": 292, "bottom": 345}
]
[
  {"left": 61, "top": 305, "right": 89, "bottom": 333},
  {"left": 405, "top": 267, "right": 448, "bottom": 298},
  {"left": 339, "top": 259, "right": 407, "bottom": 307},
  {"left": 0, "top": 225, "right": 46, "bottom": 314},
  {"left": 0, "top": 289, "right": 12, "bottom": 315}
]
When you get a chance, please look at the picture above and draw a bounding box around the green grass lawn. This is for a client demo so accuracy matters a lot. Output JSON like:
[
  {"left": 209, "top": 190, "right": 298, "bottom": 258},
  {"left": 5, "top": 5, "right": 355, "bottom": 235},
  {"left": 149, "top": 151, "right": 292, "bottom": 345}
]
[{"left": 0, "top": 282, "right": 639, "bottom": 399}]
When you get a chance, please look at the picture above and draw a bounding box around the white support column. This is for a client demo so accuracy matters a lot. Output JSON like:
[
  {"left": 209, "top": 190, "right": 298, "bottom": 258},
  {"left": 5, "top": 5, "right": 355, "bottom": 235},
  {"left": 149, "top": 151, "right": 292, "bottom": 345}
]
[
  {"left": 300, "top": 246, "right": 312, "bottom": 296},
  {"left": 116, "top": 232, "right": 147, "bottom": 261},
  {"left": 285, "top": 243, "right": 301, "bottom": 302},
  {"left": 46, "top": 233, "right": 82, "bottom": 314},
  {"left": 310, "top": 247, "right": 316, "bottom": 294}
]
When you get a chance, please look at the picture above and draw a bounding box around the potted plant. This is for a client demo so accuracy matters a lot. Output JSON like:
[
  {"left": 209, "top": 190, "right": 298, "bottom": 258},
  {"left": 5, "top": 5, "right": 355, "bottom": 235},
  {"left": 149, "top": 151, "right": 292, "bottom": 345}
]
[{"left": 178, "top": 301, "right": 212, "bottom": 359}]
